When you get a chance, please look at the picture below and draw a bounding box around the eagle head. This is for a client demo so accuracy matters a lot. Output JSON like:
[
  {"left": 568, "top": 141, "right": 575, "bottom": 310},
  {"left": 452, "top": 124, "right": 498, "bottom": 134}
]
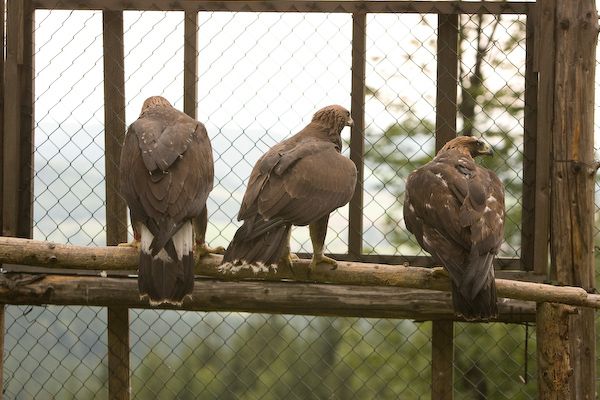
[
  {"left": 439, "top": 136, "right": 493, "bottom": 158},
  {"left": 140, "top": 96, "right": 173, "bottom": 116},
  {"left": 312, "top": 105, "right": 353, "bottom": 136}
]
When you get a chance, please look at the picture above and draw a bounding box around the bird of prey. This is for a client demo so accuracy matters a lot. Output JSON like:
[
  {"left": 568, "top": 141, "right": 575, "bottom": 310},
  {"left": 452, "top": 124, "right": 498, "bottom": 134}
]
[
  {"left": 222, "top": 105, "right": 357, "bottom": 271},
  {"left": 119, "top": 96, "right": 217, "bottom": 305},
  {"left": 403, "top": 136, "right": 505, "bottom": 320}
]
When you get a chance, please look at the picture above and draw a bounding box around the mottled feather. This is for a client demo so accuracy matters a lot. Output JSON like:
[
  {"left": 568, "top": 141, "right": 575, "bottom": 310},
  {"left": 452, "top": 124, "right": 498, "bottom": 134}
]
[
  {"left": 223, "top": 105, "right": 357, "bottom": 266},
  {"left": 404, "top": 136, "right": 505, "bottom": 320},
  {"left": 120, "top": 96, "right": 214, "bottom": 305}
]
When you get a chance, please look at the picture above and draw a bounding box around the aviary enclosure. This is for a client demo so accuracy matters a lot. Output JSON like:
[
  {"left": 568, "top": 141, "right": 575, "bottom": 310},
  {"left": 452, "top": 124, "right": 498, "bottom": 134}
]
[{"left": 0, "top": 0, "right": 598, "bottom": 398}]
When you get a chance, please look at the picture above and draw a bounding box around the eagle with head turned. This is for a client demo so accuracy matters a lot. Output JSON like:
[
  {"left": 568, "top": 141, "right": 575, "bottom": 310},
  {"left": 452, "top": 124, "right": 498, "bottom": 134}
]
[
  {"left": 403, "top": 136, "right": 505, "bottom": 320},
  {"left": 119, "top": 96, "right": 221, "bottom": 306},
  {"left": 222, "top": 105, "right": 357, "bottom": 271}
]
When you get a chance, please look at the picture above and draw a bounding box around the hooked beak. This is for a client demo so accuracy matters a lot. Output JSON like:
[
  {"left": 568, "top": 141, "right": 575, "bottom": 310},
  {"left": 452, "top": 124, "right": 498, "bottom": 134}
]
[
  {"left": 479, "top": 142, "right": 493, "bottom": 156},
  {"left": 346, "top": 117, "right": 354, "bottom": 127}
]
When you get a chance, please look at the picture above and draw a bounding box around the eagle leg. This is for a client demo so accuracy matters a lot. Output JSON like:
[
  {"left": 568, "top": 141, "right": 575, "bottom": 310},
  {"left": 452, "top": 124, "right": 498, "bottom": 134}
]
[
  {"left": 279, "top": 228, "right": 298, "bottom": 275},
  {"left": 196, "top": 242, "right": 225, "bottom": 257},
  {"left": 193, "top": 207, "right": 225, "bottom": 256},
  {"left": 308, "top": 215, "right": 337, "bottom": 271},
  {"left": 117, "top": 227, "right": 141, "bottom": 249}
]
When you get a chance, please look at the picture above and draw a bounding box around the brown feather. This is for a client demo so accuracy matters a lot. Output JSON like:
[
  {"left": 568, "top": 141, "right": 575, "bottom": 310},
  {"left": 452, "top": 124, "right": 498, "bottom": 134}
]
[
  {"left": 120, "top": 96, "right": 214, "bottom": 305},
  {"left": 224, "top": 105, "right": 356, "bottom": 266},
  {"left": 404, "top": 136, "right": 504, "bottom": 320}
]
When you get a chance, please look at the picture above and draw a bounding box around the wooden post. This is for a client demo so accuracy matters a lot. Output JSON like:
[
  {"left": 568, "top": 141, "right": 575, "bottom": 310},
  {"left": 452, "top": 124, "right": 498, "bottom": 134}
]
[
  {"left": 432, "top": 14, "right": 459, "bottom": 400},
  {"left": 183, "top": 11, "right": 198, "bottom": 119},
  {"left": 536, "top": 302, "right": 576, "bottom": 399},
  {"left": 550, "top": 1, "right": 598, "bottom": 398},
  {"left": 348, "top": 12, "right": 365, "bottom": 257},
  {"left": 0, "top": 3, "right": 7, "bottom": 396},
  {"left": 103, "top": 10, "right": 130, "bottom": 400},
  {"left": 520, "top": 7, "right": 537, "bottom": 271},
  {"left": 18, "top": 0, "right": 34, "bottom": 239},
  {"left": 3, "top": 0, "right": 23, "bottom": 237},
  {"left": 532, "top": 0, "right": 555, "bottom": 277}
]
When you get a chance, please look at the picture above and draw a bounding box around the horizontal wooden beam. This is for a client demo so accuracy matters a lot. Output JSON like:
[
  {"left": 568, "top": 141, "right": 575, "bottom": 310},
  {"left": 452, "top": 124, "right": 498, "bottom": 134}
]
[
  {"left": 0, "top": 273, "right": 534, "bottom": 321},
  {"left": 0, "top": 237, "right": 598, "bottom": 309},
  {"left": 32, "top": 0, "right": 532, "bottom": 14}
]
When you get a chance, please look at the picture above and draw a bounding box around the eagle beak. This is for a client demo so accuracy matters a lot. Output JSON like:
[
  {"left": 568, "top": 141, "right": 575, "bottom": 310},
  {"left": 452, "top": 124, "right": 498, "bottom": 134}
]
[
  {"left": 346, "top": 117, "right": 354, "bottom": 127},
  {"left": 480, "top": 143, "right": 493, "bottom": 156}
]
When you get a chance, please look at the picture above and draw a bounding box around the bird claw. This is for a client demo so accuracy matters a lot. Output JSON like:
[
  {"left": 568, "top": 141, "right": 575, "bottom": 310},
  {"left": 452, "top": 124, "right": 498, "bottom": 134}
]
[
  {"left": 309, "top": 255, "right": 338, "bottom": 271},
  {"left": 196, "top": 242, "right": 225, "bottom": 257},
  {"left": 117, "top": 240, "right": 140, "bottom": 250}
]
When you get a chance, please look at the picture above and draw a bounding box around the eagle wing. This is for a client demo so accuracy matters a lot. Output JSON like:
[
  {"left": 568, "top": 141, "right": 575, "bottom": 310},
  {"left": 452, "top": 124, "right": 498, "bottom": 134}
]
[
  {"left": 404, "top": 151, "right": 504, "bottom": 294},
  {"left": 120, "top": 107, "right": 214, "bottom": 251},
  {"left": 240, "top": 138, "right": 357, "bottom": 226}
]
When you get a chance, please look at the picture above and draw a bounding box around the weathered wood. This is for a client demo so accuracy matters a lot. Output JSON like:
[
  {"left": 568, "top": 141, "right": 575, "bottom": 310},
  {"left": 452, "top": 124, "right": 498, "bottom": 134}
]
[
  {"left": 0, "top": 305, "right": 4, "bottom": 400},
  {"left": 536, "top": 302, "right": 576, "bottom": 399},
  {"left": 551, "top": 1, "right": 598, "bottom": 399},
  {"left": 348, "top": 12, "right": 365, "bottom": 257},
  {"left": 183, "top": 10, "right": 198, "bottom": 119},
  {"left": 3, "top": 0, "right": 23, "bottom": 237},
  {"left": 103, "top": 10, "right": 128, "bottom": 246},
  {"left": 0, "top": 237, "right": 599, "bottom": 309},
  {"left": 0, "top": 0, "right": 6, "bottom": 228},
  {"left": 0, "top": 274, "right": 535, "bottom": 321},
  {"left": 532, "top": 0, "right": 554, "bottom": 277},
  {"left": 18, "top": 0, "right": 34, "bottom": 239},
  {"left": 435, "top": 13, "right": 458, "bottom": 149},
  {"left": 0, "top": 1, "right": 6, "bottom": 398},
  {"left": 520, "top": 7, "right": 537, "bottom": 271},
  {"left": 103, "top": 11, "right": 129, "bottom": 400},
  {"left": 431, "top": 320, "right": 453, "bottom": 400},
  {"left": 108, "top": 307, "right": 130, "bottom": 400},
  {"left": 432, "top": 15, "right": 458, "bottom": 399},
  {"left": 31, "top": 1, "right": 532, "bottom": 14}
]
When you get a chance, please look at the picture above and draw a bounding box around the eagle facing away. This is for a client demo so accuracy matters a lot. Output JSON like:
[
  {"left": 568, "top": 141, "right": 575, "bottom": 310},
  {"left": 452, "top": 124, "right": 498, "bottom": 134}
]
[
  {"left": 222, "top": 105, "right": 357, "bottom": 271},
  {"left": 403, "top": 136, "right": 505, "bottom": 320},
  {"left": 119, "top": 96, "right": 216, "bottom": 306}
]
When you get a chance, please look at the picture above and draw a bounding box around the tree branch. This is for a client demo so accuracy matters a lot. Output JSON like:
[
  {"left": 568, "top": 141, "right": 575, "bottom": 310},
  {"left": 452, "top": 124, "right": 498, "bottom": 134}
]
[{"left": 0, "top": 237, "right": 598, "bottom": 309}]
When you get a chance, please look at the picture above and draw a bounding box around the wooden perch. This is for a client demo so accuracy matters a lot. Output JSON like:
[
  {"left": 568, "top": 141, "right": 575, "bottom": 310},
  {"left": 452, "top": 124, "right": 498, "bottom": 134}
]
[{"left": 0, "top": 237, "right": 598, "bottom": 309}]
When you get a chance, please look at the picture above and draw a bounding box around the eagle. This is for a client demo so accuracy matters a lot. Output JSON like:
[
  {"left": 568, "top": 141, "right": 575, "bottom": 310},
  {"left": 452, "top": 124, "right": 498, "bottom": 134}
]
[
  {"left": 119, "top": 96, "right": 218, "bottom": 305},
  {"left": 222, "top": 105, "right": 357, "bottom": 271},
  {"left": 403, "top": 136, "right": 505, "bottom": 320}
]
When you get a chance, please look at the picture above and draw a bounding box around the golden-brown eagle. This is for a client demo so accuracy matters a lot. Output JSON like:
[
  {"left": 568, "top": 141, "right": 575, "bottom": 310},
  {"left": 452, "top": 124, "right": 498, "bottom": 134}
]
[
  {"left": 403, "top": 136, "right": 505, "bottom": 320},
  {"left": 222, "top": 105, "right": 357, "bottom": 270},
  {"left": 119, "top": 96, "right": 215, "bottom": 305}
]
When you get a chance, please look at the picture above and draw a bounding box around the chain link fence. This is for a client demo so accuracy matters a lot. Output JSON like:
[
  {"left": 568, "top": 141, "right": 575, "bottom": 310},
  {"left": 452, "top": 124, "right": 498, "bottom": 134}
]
[{"left": 2, "top": 2, "right": 596, "bottom": 398}]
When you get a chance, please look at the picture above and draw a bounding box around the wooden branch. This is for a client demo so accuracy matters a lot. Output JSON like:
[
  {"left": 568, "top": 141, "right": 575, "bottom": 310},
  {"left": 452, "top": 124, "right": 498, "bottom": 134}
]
[
  {"left": 31, "top": 0, "right": 532, "bottom": 14},
  {"left": 0, "top": 237, "right": 599, "bottom": 309},
  {"left": 0, "top": 274, "right": 534, "bottom": 322}
]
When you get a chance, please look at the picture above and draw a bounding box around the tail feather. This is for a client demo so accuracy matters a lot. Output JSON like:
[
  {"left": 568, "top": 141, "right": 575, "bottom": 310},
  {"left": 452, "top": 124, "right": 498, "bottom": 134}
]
[
  {"left": 223, "top": 216, "right": 290, "bottom": 266},
  {"left": 451, "top": 279, "right": 498, "bottom": 321},
  {"left": 138, "top": 222, "right": 194, "bottom": 306}
]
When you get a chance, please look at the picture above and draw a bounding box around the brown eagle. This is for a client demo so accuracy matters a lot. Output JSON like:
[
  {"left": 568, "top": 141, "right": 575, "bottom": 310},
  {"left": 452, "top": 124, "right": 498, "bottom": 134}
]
[
  {"left": 403, "top": 136, "right": 505, "bottom": 320},
  {"left": 222, "top": 105, "right": 357, "bottom": 270},
  {"left": 119, "top": 96, "right": 216, "bottom": 305}
]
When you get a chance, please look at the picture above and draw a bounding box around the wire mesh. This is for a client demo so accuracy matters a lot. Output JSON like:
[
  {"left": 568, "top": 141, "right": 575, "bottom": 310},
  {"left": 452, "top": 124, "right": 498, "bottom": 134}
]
[{"left": 2, "top": 1, "right": 594, "bottom": 399}]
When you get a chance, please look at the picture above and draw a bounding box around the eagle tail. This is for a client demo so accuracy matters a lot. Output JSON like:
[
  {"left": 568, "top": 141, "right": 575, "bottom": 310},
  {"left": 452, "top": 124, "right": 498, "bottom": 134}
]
[
  {"left": 222, "top": 217, "right": 290, "bottom": 267},
  {"left": 138, "top": 222, "right": 194, "bottom": 306},
  {"left": 451, "top": 278, "right": 498, "bottom": 321}
]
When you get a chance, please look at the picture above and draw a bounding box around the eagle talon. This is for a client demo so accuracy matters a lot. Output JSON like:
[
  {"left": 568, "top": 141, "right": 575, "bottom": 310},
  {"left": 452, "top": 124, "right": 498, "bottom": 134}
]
[
  {"left": 432, "top": 267, "right": 449, "bottom": 278},
  {"left": 196, "top": 242, "right": 225, "bottom": 257},
  {"left": 280, "top": 253, "right": 296, "bottom": 276},
  {"left": 309, "top": 254, "right": 338, "bottom": 271},
  {"left": 118, "top": 240, "right": 140, "bottom": 250}
]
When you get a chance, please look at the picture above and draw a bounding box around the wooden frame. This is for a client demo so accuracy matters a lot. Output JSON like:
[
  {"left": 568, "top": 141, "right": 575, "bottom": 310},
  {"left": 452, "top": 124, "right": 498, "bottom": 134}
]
[{"left": 0, "top": 1, "right": 597, "bottom": 399}]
